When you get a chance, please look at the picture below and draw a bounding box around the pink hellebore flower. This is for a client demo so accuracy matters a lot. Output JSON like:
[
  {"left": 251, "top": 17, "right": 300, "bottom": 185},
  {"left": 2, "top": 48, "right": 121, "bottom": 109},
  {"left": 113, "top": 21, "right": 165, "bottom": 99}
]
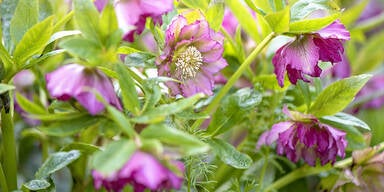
[
  {"left": 157, "top": 15, "right": 227, "bottom": 97},
  {"left": 273, "top": 20, "right": 350, "bottom": 87},
  {"left": 92, "top": 151, "right": 184, "bottom": 192},
  {"left": 115, "top": 0, "right": 174, "bottom": 42},
  {"left": 45, "top": 64, "right": 122, "bottom": 115},
  {"left": 14, "top": 70, "right": 41, "bottom": 126},
  {"left": 257, "top": 107, "right": 347, "bottom": 166}
]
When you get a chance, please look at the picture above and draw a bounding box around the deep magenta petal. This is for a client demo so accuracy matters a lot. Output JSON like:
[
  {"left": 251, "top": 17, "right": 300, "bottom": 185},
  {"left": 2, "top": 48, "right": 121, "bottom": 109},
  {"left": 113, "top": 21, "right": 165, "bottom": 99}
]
[
  {"left": 92, "top": 151, "right": 184, "bottom": 192},
  {"left": 316, "top": 20, "right": 350, "bottom": 40}
]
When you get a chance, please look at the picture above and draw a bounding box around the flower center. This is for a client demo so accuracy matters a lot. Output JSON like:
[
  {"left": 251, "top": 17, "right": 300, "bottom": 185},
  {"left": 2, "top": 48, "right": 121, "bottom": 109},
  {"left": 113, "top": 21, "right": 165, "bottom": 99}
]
[{"left": 175, "top": 46, "right": 203, "bottom": 81}]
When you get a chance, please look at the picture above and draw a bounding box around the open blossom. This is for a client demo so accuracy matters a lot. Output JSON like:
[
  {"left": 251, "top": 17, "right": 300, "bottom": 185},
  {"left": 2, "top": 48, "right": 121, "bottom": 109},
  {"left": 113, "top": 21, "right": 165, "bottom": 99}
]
[
  {"left": 257, "top": 107, "right": 347, "bottom": 166},
  {"left": 273, "top": 20, "right": 350, "bottom": 87},
  {"left": 114, "top": 0, "right": 173, "bottom": 42},
  {"left": 45, "top": 64, "right": 122, "bottom": 115},
  {"left": 92, "top": 151, "right": 184, "bottom": 192},
  {"left": 157, "top": 14, "right": 227, "bottom": 97}
]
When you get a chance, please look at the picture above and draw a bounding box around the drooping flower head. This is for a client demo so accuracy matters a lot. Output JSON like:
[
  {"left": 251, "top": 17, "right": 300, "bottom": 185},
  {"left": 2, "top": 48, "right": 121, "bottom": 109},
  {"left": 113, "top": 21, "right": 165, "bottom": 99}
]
[
  {"left": 92, "top": 151, "right": 184, "bottom": 192},
  {"left": 257, "top": 107, "right": 347, "bottom": 166},
  {"left": 273, "top": 20, "right": 350, "bottom": 87},
  {"left": 46, "top": 64, "right": 122, "bottom": 115},
  {"left": 115, "top": 0, "right": 174, "bottom": 42},
  {"left": 157, "top": 13, "right": 227, "bottom": 97},
  {"left": 331, "top": 147, "right": 384, "bottom": 191}
]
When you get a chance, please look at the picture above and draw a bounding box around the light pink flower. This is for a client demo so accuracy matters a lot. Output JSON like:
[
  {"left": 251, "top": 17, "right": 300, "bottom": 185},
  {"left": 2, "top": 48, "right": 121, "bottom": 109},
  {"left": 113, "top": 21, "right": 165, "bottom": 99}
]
[{"left": 157, "top": 15, "right": 227, "bottom": 97}]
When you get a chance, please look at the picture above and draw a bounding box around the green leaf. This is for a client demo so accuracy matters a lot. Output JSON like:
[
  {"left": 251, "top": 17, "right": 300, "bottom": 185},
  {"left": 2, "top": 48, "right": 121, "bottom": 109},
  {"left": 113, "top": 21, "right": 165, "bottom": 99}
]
[
  {"left": 309, "top": 74, "right": 372, "bottom": 117},
  {"left": 205, "top": 0, "right": 225, "bottom": 31},
  {"left": 23, "top": 179, "right": 50, "bottom": 191},
  {"left": 1, "top": 0, "right": 19, "bottom": 50},
  {"left": 0, "top": 84, "right": 14, "bottom": 94},
  {"left": 290, "top": 0, "right": 334, "bottom": 22},
  {"left": 141, "top": 124, "right": 209, "bottom": 156},
  {"left": 48, "top": 30, "right": 82, "bottom": 44},
  {"left": 207, "top": 138, "right": 252, "bottom": 169},
  {"left": 106, "top": 106, "right": 135, "bottom": 137},
  {"left": 99, "top": 3, "right": 118, "bottom": 39},
  {"left": 132, "top": 94, "right": 204, "bottom": 124},
  {"left": 15, "top": 92, "right": 46, "bottom": 115},
  {"left": 117, "top": 46, "right": 141, "bottom": 55},
  {"left": 38, "top": 114, "right": 99, "bottom": 136},
  {"left": 265, "top": 6, "right": 290, "bottom": 33},
  {"left": 73, "top": 0, "right": 100, "bottom": 41},
  {"left": 61, "top": 142, "right": 101, "bottom": 155},
  {"left": 13, "top": 16, "right": 54, "bottom": 66},
  {"left": 59, "top": 37, "right": 102, "bottom": 61},
  {"left": 35, "top": 150, "right": 81, "bottom": 179},
  {"left": 181, "top": 0, "right": 209, "bottom": 10},
  {"left": 321, "top": 112, "right": 370, "bottom": 132},
  {"left": 207, "top": 88, "right": 262, "bottom": 136},
  {"left": 116, "top": 63, "right": 140, "bottom": 115},
  {"left": 9, "top": 0, "right": 38, "bottom": 46},
  {"left": 289, "top": 13, "right": 340, "bottom": 34},
  {"left": 124, "top": 52, "right": 156, "bottom": 68},
  {"left": 141, "top": 79, "right": 162, "bottom": 112},
  {"left": 92, "top": 139, "right": 135, "bottom": 175}
]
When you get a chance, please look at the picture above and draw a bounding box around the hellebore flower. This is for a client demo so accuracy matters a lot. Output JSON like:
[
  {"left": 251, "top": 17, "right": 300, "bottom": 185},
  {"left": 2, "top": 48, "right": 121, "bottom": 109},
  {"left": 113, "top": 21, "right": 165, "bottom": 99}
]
[
  {"left": 355, "top": 74, "right": 384, "bottom": 110},
  {"left": 257, "top": 107, "right": 347, "bottom": 166},
  {"left": 157, "top": 14, "right": 227, "bottom": 97},
  {"left": 115, "top": 0, "right": 174, "bottom": 42},
  {"left": 14, "top": 70, "right": 41, "bottom": 126},
  {"left": 92, "top": 151, "right": 184, "bottom": 192},
  {"left": 46, "top": 64, "right": 122, "bottom": 115},
  {"left": 332, "top": 147, "right": 384, "bottom": 191},
  {"left": 272, "top": 20, "right": 350, "bottom": 87}
]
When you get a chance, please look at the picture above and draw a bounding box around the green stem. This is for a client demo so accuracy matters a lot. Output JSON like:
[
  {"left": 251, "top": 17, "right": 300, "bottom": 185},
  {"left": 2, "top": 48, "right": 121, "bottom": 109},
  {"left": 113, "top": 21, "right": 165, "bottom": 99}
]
[
  {"left": 0, "top": 164, "right": 8, "bottom": 192},
  {"left": 1, "top": 109, "right": 18, "bottom": 190},
  {"left": 191, "top": 32, "right": 276, "bottom": 131},
  {"left": 265, "top": 141, "right": 384, "bottom": 192},
  {"left": 264, "top": 165, "right": 332, "bottom": 192}
]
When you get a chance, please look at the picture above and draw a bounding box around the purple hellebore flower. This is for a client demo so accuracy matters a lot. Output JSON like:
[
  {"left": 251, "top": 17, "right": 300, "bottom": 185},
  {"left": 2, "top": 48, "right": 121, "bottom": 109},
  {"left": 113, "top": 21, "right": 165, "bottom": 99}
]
[
  {"left": 14, "top": 70, "right": 41, "bottom": 126},
  {"left": 45, "top": 64, "right": 122, "bottom": 115},
  {"left": 272, "top": 20, "right": 350, "bottom": 87},
  {"left": 115, "top": 0, "right": 174, "bottom": 42},
  {"left": 257, "top": 107, "right": 347, "bottom": 166},
  {"left": 157, "top": 14, "right": 227, "bottom": 97},
  {"left": 92, "top": 151, "right": 184, "bottom": 192}
]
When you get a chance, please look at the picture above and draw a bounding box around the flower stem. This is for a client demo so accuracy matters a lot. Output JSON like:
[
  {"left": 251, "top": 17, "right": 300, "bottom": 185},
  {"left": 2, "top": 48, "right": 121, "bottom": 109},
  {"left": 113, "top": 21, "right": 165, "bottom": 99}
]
[
  {"left": 264, "top": 141, "right": 384, "bottom": 192},
  {"left": 191, "top": 32, "right": 276, "bottom": 131},
  {"left": 264, "top": 165, "right": 332, "bottom": 192},
  {"left": 1, "top": 108, "right": 18, "bottom": 190}
]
